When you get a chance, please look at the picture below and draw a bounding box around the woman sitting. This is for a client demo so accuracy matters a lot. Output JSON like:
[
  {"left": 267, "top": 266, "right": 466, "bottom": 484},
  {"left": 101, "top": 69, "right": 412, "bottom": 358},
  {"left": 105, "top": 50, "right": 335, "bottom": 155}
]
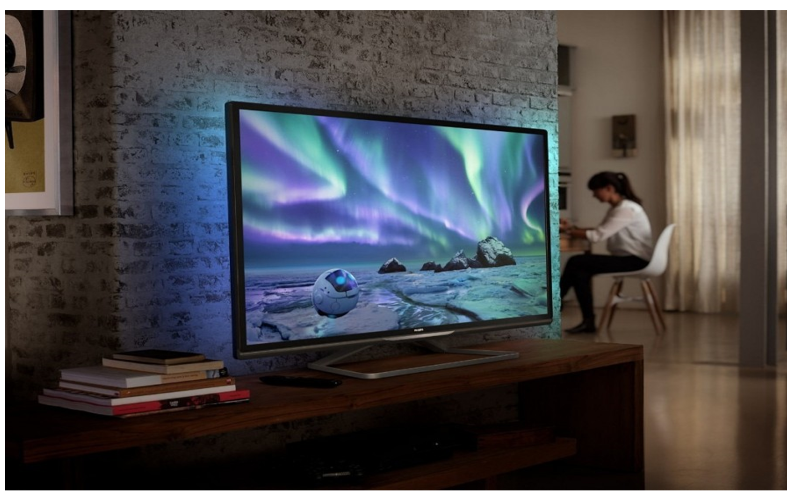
[{"left": 560, "top": 171, "right": 653, "bottom": 333}]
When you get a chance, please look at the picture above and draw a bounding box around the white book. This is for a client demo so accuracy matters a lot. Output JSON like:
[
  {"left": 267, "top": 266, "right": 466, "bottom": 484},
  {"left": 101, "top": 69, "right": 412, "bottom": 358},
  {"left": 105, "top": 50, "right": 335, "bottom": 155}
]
[
  {"left": 59, "top": 365, "right": 221, "bottom": 388},
  {"left": 101, "top": 357, "right": 225, "bottom": 375},
  {"left": 42, "top": 384, "right": 238, "bottom": 406},
  {"left": 58, "top": 376, "right": 235, "bottom": 398}
]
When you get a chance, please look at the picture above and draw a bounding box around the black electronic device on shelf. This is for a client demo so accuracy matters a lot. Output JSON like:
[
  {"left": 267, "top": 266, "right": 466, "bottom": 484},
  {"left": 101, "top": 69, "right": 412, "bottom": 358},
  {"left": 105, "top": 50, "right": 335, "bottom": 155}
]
[{"left": 274, "top": 424, "right": 477, "bottom": 485}]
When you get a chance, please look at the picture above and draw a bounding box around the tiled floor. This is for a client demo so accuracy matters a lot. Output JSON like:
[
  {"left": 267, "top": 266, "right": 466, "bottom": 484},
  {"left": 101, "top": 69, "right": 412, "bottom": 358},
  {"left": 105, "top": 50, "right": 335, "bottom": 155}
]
[{"left": 561, "top": 306, "right": 787, "bottom": 490}]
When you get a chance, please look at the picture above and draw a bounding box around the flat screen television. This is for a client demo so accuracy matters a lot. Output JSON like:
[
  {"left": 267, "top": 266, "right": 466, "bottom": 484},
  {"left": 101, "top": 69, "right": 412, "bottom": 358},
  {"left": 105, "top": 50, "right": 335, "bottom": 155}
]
[{"left": 226, "top": 101, "right": 552, "bottom": 379}]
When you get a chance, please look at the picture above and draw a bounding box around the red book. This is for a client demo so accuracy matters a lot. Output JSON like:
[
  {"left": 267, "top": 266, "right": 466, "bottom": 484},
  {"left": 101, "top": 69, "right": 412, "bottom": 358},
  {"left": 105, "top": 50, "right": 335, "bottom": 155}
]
[{"left": 39, "top": 389, "right": 250, "bottom": 417}]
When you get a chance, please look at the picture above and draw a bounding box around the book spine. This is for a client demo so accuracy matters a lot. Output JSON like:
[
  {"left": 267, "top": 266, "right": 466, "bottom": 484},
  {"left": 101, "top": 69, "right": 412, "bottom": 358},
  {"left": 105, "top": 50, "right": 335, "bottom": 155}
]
[
  {"left": 40, "top": 389, "right": 250, "bottom": 415},
  {"left": 110, "top": 389, "right": 250, "bottom": 414},
  {"left": 57, "top": 381, "right": 126, "bottom": 397},
  {"left": 159, "top": 369, "right": 224, "bottom": 384},
  {"left": 118, "top": 398, "right": 250, "bottom": 418}
]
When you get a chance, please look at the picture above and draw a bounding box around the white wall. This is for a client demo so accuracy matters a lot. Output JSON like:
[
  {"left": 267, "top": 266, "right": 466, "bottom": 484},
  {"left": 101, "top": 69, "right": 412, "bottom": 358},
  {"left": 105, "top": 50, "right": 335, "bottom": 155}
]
[{"left": 558, "top": 11, "right": 666, "bottom": 309}]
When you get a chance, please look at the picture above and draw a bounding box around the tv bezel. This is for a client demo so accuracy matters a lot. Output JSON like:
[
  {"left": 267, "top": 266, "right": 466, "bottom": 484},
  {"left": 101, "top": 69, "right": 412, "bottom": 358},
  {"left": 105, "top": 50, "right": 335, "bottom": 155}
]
[{"left": 226, "top": 101, "right": 554, "bottom": 362}]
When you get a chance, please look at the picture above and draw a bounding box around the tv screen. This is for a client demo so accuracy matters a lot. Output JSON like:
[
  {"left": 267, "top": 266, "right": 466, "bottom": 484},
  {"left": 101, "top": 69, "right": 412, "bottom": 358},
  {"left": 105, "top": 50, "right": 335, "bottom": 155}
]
[{"left": 226, "top": 102, "right": 552, "bottom": 371}]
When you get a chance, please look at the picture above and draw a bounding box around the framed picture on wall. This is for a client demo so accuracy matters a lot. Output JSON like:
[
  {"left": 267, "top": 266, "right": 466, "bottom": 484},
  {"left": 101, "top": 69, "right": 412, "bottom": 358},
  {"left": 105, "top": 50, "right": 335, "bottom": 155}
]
[{"left": 5, "top": 10, "right": 73, "bottom": 216}]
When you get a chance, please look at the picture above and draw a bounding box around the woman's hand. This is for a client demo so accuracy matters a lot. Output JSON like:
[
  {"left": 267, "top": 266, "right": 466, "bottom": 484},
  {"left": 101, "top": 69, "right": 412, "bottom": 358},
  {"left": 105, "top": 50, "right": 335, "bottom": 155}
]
[
  {"left": 561, "top": 219, "right": 584, "bottom": 238},
  {"left": 560, "top": 218, "right": 576, "bottom": 235}
]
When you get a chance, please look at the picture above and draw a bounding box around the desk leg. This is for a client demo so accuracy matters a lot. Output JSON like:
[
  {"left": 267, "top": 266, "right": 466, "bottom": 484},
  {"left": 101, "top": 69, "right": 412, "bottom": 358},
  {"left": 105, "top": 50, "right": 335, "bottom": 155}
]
[{"left": 519, "top": 361, "right": 644, "bottom": 473}]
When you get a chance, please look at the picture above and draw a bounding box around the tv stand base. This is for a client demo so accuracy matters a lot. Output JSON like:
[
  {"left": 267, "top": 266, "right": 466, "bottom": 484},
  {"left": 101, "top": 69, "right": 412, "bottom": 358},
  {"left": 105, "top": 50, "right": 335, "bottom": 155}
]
[{"left": 308, "top": 340, "right": 519, "bottom": 379}]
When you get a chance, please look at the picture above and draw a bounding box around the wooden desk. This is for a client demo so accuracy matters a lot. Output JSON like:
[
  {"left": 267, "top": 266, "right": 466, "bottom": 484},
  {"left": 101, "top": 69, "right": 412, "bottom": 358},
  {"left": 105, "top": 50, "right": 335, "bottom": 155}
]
[
  {"left": 7, "top": 338, "right": 643, "bottom": 490},
  {"left": 560, "top": 235, "right": 591, "bottom": 253}
]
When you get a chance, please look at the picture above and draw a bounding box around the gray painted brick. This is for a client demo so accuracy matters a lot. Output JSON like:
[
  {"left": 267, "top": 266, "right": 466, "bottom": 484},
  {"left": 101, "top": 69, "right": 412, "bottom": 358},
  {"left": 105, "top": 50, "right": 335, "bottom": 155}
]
[{"left": 6, "top": 10, "right": 560, "bottom": 405}]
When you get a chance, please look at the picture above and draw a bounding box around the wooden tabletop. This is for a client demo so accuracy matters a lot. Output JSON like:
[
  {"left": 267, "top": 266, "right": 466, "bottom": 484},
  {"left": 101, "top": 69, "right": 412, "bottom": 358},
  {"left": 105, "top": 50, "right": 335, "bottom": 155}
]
[
  {"left": 560, "top": 235, "right": 591, "bottom": 253},
  {"left": 7, "top": 338, "right": 642, "bottom": 464}
]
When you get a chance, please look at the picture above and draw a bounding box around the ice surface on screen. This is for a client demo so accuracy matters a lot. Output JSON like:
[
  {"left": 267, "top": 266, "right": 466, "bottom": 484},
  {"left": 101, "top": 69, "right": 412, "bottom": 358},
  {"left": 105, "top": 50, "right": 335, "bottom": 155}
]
[{"left": 237, "top": 108, "right": 549, "bottom": 346}]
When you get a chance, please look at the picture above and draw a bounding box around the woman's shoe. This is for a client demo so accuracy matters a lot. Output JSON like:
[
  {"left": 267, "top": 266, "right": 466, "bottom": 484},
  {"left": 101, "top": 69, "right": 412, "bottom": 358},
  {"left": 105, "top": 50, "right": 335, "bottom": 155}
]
[{"left": 564, "top": 318, "right": 596, "bottom": 334}]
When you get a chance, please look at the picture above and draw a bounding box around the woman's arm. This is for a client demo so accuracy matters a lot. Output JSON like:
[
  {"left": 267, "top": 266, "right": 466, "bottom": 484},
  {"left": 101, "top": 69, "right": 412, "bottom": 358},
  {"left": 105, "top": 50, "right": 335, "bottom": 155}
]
[
  {"left": 564, "top": 226, "right": 590, "bottom": 239},
  {"left": 585, "top": 206, "right": 636, "bottom": 243},
  {"left": 560, "top": 219, "right": 590, "bottom": 239}
]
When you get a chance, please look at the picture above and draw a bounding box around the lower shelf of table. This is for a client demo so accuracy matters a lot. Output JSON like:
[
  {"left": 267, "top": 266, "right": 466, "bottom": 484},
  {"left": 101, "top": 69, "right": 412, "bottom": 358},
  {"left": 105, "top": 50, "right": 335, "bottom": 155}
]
[
  {"left": 232, "top": 437, "right": 578, "bottom": 491},
  {"left": 363, "top": 437, "right": 577, "bottom": 490}
]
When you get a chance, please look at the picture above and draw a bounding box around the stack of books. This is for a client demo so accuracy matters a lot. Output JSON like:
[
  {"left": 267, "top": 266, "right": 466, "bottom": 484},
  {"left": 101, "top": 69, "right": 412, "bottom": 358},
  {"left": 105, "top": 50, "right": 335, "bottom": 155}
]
[{"left": 38, "top": 349, "right": 250, "bottom": 418}]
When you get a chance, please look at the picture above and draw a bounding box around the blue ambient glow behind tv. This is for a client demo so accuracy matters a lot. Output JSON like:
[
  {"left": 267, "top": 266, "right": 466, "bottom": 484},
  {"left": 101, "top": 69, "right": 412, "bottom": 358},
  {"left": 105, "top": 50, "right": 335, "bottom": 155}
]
[{"left": 227, "top": 102, "right": 552, "bottom": 359}]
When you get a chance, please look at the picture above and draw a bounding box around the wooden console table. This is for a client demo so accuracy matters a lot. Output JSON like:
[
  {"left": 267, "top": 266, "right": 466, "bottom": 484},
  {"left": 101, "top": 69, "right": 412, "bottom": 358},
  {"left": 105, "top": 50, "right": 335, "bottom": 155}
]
[{"left": 6, "top": 338, "right": 643, "bottom": 490}]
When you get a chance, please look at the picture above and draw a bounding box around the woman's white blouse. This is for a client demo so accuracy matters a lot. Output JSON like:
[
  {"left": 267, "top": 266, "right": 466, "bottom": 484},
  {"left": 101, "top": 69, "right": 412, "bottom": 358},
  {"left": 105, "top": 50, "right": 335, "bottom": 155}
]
[{"left": 585, "top": 199, "right": 654, "bottom": 261}]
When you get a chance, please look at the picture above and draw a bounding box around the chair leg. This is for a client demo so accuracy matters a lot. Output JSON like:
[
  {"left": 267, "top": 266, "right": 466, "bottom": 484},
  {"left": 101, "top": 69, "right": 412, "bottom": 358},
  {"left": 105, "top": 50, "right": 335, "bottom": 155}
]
[
  {"left": 643, "top": 279, "right": 666, "bottom": 334},
  {"left": 606, "top": 279, "right": 624, "bottom": 330},
  {"left": 640, "top": 280, "right": 664, "bottom": 335},
  {"left": 597, "top": 278, "right": 622, "bottom": 333},
  {"left": 645, "top": 279, "right": 666, "bottom": 332}
]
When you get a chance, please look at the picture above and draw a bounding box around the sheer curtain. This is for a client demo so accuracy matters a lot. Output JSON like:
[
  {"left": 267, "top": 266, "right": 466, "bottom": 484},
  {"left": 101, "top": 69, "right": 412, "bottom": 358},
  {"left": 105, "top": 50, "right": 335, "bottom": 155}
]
[
  {"left": 663, "top": 11, "right": 787, "bottom": 314},
  {"left": 663, "top": 11, "right": 742, "bottom": 313},
  {"left": 776, "top": 13, "right": 786, "bottom": 316}
]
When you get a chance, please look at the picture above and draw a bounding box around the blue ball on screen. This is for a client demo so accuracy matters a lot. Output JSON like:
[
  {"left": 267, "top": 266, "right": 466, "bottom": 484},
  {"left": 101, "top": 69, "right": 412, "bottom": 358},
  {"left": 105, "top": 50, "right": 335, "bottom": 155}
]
[{"left": 312, "top": 268, "right": 360, "bottom": 318}]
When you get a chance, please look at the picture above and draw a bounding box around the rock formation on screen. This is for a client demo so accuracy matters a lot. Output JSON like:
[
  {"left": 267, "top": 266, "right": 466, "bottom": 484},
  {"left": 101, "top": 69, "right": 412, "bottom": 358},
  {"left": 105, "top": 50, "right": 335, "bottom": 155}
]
[
  {"left": 476, "top": 236, "right": 516, "bottom": 267},
  {"left": 379, "top": 236, "right": 516, "bottom": 274},
  {"left": 439, "top": 250, "right": 482, "bottom": 272},
  {"left": 420, "top": 261, "right": 442, "bottom": 271},
  {"left": 378, "top": 257, "right": 407, "bottom": 274}
]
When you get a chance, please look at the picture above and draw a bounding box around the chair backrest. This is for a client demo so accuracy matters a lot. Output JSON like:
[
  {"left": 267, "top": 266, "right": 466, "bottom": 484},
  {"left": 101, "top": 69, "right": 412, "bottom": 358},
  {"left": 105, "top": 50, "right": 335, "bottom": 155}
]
[{"left": 639, "top": 224, "right": 676, "bottom": 277}]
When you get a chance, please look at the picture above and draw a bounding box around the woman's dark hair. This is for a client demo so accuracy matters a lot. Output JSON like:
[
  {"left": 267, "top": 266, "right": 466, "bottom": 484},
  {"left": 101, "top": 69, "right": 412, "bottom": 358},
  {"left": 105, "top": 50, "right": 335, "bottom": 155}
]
[{"left": 587, "top": 171, "right": 642, "bottom": 205}]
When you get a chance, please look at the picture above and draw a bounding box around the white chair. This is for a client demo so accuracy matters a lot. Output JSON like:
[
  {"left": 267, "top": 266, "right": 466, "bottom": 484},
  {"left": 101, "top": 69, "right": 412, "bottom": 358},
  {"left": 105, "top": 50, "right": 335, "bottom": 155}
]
[{"left": 596, "top": 224, "right": 676, "bottom": 335}]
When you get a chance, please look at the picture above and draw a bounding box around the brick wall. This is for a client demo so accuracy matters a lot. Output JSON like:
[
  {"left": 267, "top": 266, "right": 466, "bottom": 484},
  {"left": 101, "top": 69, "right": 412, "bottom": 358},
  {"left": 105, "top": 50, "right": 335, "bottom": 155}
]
[{"left": 6, "top": 11, "right": 560, "bottom": 401}]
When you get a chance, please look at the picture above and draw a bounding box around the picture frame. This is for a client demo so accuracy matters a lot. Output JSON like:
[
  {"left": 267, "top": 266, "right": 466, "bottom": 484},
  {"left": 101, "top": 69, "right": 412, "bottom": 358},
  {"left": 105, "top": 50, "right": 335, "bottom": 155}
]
[{"left": 5, "top": 11, "right": 73, "bottom": 216}]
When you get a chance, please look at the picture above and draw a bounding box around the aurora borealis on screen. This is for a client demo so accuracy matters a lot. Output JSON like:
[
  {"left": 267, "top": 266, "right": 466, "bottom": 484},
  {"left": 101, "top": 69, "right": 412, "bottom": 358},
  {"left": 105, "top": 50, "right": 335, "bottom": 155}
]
[
  {"left": 228, "top": 104, "right": 553, "bottom": 350},
  {"left": 238, "top": 108, "right": 548, "bottom": 270}
]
